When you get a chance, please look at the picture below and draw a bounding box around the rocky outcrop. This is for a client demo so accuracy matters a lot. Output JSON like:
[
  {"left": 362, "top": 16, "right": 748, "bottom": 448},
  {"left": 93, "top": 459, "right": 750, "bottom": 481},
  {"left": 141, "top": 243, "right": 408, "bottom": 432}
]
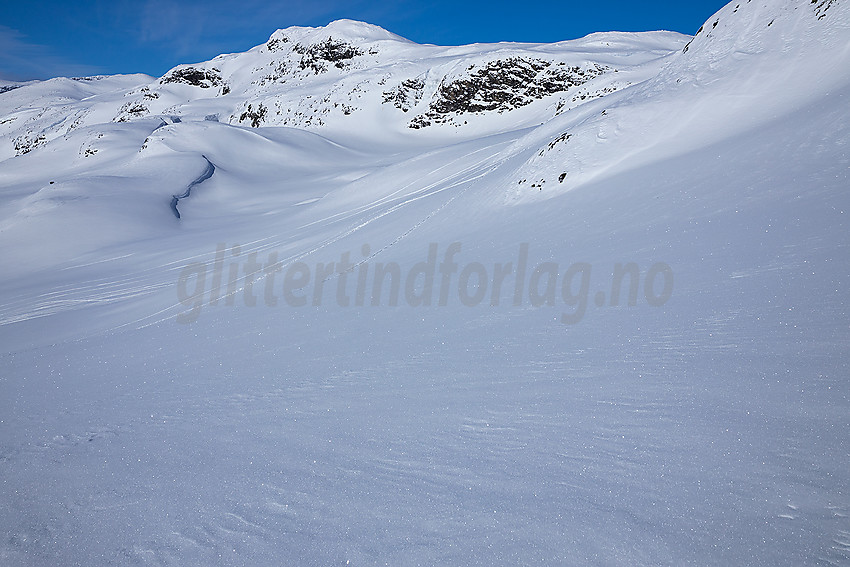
[
  {"left": 293, "top": 38, "right": 365, "bottom": 74},
  {"left": 408, "top": 58, "right": 609, "bottom": 128},
  {"left": 382, "top": 77, "right": 425, "bottom": 113},
  {"left": 161, "top": 67, "right": 224, "bottom": 89}
]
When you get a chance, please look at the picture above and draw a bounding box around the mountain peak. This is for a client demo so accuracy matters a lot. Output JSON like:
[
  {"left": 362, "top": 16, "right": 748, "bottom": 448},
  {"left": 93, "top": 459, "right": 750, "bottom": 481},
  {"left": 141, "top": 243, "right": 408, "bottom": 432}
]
[{"left": 268, "top": 19, "right": 411, "bottom": 47}]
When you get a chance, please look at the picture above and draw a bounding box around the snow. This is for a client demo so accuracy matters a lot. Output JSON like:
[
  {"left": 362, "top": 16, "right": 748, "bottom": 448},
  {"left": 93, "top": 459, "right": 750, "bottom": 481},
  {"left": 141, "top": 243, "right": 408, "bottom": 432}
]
[{"left": 1, "top": 1, "right": 849, "bottom": 565}]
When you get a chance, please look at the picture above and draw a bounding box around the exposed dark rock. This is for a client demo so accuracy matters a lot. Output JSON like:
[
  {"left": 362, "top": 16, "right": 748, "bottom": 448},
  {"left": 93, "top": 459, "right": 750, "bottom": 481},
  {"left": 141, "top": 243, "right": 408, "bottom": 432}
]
[
  {"left": 813, "top": 0, "right": 836, "bottom": 19},
  {"left": 409, "top": 58, "right": 609, "bottom": 128},
  {"left": 238, "top": 103, "right": 268, "bottom": 127},
  {"left": 547, "top": 132, "right": 571, "bottom": 152},
  {"left": 114, "top": 101, "right": 149, "bottom": 122},
  {"left": 13, "top": 134, "right": 47, "bottom": 155},
  {"left": 266, "top": 36, "right": 290, "bottom": 52},
  {"left": 126, "top": 103, "right": 147, "bottom": 115},
  {"left": 408, "top": 115, "right": 431, "bottom": 130},
  {"left": 382, "top": 77, "right": 425, "bottom": 112},
  {"left": 294, "top": 38, "right": 364, "bottom": 74},
  {"left": 161, "top": 67, "right": 224, "bottom": 89},
  {"left": 113, "top": 88, "right": 158, "bottom": 122},
  {"left": 258, "top": 62, "right": 290, "bottom": 86}
]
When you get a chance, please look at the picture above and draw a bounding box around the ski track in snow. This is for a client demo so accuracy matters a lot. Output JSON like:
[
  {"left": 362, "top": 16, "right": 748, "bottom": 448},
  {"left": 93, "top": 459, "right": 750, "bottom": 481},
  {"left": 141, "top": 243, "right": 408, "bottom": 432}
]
[{"left": 0, "top": 136, "right": 512, "bottom": 333}]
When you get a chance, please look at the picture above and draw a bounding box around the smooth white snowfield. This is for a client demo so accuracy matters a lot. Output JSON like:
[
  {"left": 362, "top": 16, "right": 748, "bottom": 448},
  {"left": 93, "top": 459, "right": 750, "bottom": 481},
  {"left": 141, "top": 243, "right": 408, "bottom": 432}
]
[{"left": 1, "top": 1, "right": 849, "bottom": 565}]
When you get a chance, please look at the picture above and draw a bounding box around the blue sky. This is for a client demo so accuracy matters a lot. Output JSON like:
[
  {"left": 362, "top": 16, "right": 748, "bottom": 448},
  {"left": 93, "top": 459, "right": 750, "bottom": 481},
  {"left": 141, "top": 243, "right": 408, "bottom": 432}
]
[{"left": 0, "top": 0, "right": 729, "bottom": 81}]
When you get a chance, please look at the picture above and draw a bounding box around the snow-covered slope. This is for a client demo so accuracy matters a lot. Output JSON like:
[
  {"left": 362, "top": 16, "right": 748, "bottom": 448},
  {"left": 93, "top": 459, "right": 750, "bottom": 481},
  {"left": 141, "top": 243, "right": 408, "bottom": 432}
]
[{"left": 1, "top": 2, "right": 849, "bottom": 565}]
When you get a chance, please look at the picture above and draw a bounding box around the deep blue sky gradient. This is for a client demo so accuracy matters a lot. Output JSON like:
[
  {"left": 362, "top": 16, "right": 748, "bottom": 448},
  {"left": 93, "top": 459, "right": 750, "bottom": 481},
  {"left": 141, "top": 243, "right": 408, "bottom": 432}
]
[{"left": 0, "top": 0, "right": 730, "bottom": 81}]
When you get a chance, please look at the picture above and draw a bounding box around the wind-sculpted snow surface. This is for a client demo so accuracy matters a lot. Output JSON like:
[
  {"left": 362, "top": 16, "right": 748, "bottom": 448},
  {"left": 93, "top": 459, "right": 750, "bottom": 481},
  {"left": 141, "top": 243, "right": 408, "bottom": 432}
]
[{"left": 1, "top": 1, "right": 849, "bottom": 565}]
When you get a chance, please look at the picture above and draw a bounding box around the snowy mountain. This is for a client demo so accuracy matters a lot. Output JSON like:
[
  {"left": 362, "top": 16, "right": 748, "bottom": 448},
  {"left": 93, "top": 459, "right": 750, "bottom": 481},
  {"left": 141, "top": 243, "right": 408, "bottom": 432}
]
[
  {"left": 1, "top": 1, "right": 849, "bottom": 565},
  {"left": 0, "top": 20, "right": 681, "bottom": 157}
]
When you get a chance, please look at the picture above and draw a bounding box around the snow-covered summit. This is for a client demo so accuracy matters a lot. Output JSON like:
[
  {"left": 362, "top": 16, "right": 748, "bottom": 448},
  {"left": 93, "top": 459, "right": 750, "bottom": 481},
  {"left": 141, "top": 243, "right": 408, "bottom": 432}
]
[{"left": 266, "top": 19, "right": 414, "bottom": 46}]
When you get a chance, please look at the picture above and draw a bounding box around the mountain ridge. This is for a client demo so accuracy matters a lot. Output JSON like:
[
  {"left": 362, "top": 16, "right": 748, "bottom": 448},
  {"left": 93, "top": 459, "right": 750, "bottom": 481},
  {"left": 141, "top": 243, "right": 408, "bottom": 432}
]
[{"left": 0, "top": 22, "right": 687, "bottom": 160}]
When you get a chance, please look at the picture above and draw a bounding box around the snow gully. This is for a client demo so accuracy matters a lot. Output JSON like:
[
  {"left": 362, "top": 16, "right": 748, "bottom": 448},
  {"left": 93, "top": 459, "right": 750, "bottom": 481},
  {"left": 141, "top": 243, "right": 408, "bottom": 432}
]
[{"left": 170, "top": 156, "right": 215, "bottom": 219}]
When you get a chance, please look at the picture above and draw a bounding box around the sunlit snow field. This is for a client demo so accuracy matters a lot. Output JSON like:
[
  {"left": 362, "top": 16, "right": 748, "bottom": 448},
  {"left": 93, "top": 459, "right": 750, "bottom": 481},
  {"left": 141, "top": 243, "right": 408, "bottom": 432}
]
[{"left": 1, "top": 1, "right": 849, "bottom": 565}]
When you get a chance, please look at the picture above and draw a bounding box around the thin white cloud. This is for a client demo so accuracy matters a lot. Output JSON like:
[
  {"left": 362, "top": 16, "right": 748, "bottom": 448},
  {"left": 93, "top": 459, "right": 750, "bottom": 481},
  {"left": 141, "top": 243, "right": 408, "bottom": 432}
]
[{"left": 0, "top": 25, "right": 101, "bottom": 81}]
